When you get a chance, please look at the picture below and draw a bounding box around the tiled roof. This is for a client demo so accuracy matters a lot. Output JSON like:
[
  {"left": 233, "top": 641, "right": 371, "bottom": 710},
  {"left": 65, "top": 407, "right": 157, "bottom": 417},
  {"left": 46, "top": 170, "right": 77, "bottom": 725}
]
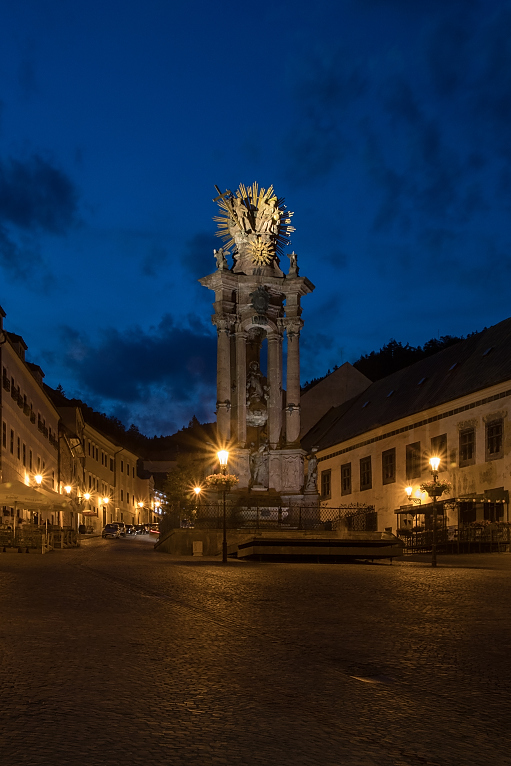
[{"left": 302, "top": 316, "right": 511, "bottom": 452}]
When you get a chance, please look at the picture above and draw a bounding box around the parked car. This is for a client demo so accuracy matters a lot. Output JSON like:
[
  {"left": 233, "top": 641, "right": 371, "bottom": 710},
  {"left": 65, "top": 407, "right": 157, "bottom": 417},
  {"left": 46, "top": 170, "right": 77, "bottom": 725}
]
[
  {"left": 102, "top": 523, "right": 121, "bottom": 539},
  {"left": 115, "top": 521, "right": 127, "bottom": 537},
  {"left": 134, "top": 524, "right": 148, "bottom": 534},
  {"left": 125, "top": 524, "right": 136, "bottom": 535},
  {"left": 149, "top": 526, "right": 160, "bottom": 535}
]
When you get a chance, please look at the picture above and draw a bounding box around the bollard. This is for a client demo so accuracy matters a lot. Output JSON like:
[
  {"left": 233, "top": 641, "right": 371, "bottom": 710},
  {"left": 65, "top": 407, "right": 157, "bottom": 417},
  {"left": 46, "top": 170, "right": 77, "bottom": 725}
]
[{"left": 26, "top": 547, "right": 30, "bottom": 554}]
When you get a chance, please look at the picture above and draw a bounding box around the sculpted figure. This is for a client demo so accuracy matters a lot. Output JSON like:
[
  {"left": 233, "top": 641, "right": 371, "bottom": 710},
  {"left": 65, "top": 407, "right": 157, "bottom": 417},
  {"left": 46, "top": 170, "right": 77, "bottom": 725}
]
[
  {"left": 246, "top": 360, "right": 265, "bottom": 402},
  {"left": 250, "top": 443, "right": 269, "bottom": 486},
  {"left": 305, "top": 452, "right": 318, "bottom": 492},
  {"left": 214, "top": 248, "right": 228, "bottom": 270}
]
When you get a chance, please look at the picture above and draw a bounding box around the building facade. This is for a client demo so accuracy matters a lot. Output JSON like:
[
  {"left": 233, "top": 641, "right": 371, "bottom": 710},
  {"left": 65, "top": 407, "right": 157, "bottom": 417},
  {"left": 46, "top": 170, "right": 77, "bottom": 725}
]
[
  {"left": 302, "top": 319, "right": 511, "bottom": 533},
  {"left": 0, "top": 305, "right": 159, "bottom": 534}
]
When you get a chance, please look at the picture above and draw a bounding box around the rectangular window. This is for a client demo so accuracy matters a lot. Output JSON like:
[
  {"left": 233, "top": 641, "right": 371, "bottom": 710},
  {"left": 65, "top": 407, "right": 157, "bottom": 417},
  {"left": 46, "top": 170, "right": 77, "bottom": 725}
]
[
  {"left": 88, "top": 475, "right": 92, "bottom": 489},
  {"left": 121, "top": 460, "right": 124, "bottom": 473},
  {"left": 2, "top": 421, "right": 6, "bottom": 448},
  {"left": 360, "top": 456, "right": 372, "bottom": 490},
  {"left": 96, "top": 448, "right": 99, "bottom": 461},
  {"left": 133, "top": 467, "right": 135, "bottom": 478},
  {"left": 17, "top": 437, "right": 20, "bottom": 460},
  {"left": 88, "top": 441, "right": 91, "bottom": 456},
  {"left": 486, "top": 419, "right": 503, "bottom": 460},
  {"left": 459, "top": 428, "right": 475, "bottom": 467},
  {"left": 22, "top": 443, "right": 26, "bottom": 466},
  {"left": 320, "top": 470, "right": 331, "bottom": 499},
  {"left": 431, "top": 434, "right": 447, "bottom": 472},
  {"left": 10, "top": 429, "right": 14, "bottom": 454},
  {"left": 406, "top": 442, "right": 421, "bottom": 479},
  {"left": 341, "top": 463, "right": 352, "bottom": 495},
  {"left": 110, "top": 458, "right": 114, "bottom": 472},
  {"left": 127, "top": 492, "right": 130, "bottom": 504},
  {"left": 37, "top": 456, "right": 41, "bottom": 470},
  {"left": 126, "top": 463, "right": 130, "bottom": 475},
  {"left": 29, "top": 449, "right": 33, "bottom": 470},
  {"left": 484, "top": 502, "right": 504, "bottom": 522},
  {"left": 382, "top": 448, "right": 396, "bottom": 485},
  {"left": 120, "top": 489, "right": 124, "bottom": 502}
]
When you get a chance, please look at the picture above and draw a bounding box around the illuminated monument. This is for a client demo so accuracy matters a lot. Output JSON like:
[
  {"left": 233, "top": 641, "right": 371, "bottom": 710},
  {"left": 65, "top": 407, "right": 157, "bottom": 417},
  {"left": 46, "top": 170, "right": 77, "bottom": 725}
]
[{"left": 200, "top": 183, "right": 315, "bottom": 498}]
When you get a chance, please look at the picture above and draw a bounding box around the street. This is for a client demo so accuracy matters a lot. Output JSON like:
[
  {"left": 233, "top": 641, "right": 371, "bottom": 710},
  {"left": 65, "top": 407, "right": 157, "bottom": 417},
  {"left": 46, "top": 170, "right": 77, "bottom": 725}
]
[{"left": 1, "top": 536, "right": 510, "bottom": 766}]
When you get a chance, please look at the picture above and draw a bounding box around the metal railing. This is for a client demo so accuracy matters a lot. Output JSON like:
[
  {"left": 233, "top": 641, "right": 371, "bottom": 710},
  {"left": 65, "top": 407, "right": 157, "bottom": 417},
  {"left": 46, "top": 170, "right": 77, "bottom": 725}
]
[
  {"left": 0, "top": 525, "right": 79, "bottom": 551},
  {"left": 161, "top": 503, "right": 377, "bottom": 534},
  {"left": 397, "top": 524, "right": 511, "bottom": 554}
]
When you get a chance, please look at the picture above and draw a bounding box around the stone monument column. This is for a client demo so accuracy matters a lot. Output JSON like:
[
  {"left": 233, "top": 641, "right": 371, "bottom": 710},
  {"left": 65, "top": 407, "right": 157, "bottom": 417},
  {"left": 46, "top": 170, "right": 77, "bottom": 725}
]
[
  {"left": 235, "top": 327, "right": 247, "bottom": 446},
  {"left": 285, "top": 319, "right": 303, "bottom": 446},
  {"left": 201, "top": 182, "right": 315, "bottom": 496},
  {"left": 267, "top": 331, "right": 283, "bottom": 449},
  {"left": 213, "top": 315, "right": 232, "bottom": 443}
]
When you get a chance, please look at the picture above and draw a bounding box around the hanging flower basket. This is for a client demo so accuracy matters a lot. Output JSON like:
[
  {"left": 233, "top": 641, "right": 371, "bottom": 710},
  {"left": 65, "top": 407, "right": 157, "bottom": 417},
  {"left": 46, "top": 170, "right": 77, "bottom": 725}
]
[
  {"left": 204, "top": 473, "right": 239, "bottom": 491},
  {"left": 419, "top": 480, "right": 452, "bottom": 498}
]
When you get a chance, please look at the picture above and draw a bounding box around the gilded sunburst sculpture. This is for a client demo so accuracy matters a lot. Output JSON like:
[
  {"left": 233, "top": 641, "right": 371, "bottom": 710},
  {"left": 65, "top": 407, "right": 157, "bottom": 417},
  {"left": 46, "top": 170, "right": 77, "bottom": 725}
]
[{"left": 213, "top": 182, "right": 295, "bottom": 266}]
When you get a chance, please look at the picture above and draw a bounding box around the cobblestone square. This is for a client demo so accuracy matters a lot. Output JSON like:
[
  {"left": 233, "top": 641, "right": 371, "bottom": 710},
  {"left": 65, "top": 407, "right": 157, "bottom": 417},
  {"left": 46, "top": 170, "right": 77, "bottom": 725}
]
[{"left": 1, "top": 537, "right": 510, "bottom": 766}]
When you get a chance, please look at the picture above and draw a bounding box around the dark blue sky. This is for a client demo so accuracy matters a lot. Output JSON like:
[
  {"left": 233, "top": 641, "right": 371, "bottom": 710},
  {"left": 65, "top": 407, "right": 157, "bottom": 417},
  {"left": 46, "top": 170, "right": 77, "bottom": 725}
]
[{"left": 1, "top": 0, "right": 510, "bottom": 435}]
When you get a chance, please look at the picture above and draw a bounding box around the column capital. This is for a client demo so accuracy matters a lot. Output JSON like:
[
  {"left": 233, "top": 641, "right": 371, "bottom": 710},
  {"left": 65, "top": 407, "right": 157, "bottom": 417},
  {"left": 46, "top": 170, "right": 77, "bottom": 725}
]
[
  {"left": 212, "top": 313, "right": 235, "bottom": 335},
  {"left": 280, "top": 317, "right": 304, "bottom": 338}
]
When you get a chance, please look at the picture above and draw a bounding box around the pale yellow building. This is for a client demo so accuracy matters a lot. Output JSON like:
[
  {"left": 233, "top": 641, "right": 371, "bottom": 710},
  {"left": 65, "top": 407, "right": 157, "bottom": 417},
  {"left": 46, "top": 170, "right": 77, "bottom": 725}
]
[
  {"left": 302, "top": 318, "right": 511, "bottom": 533},
  {"left": 0, "top": 308, "right": 64, "bottom": 525}
]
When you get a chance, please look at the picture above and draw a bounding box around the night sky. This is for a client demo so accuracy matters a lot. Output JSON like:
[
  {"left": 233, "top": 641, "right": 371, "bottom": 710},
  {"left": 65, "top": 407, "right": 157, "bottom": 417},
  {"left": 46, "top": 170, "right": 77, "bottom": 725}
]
[{"left": 1, "top": 0, "right": 510, "bottom": 436}]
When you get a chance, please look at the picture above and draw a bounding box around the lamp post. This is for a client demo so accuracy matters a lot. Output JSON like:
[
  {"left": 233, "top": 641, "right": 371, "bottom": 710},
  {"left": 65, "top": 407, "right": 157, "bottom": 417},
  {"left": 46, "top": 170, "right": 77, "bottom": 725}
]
[
  {"left": 217, "top": 450, "right": 229, "bottom": 563},
  {"left": 428, "top": 457, "right": 441, "bottom": 568},
  {"left": 193, "top": 486, "right": 201, "bottom": 524},
  {"left": 103, "top": 496, "right": 110, "bottom": 527}
]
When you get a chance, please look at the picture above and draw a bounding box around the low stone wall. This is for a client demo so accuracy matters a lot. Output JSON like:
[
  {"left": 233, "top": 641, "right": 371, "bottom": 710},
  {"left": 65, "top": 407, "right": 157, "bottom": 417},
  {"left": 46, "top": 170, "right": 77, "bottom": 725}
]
[{"left": 155, "top": 528, "right": 402, "bottom": 558}]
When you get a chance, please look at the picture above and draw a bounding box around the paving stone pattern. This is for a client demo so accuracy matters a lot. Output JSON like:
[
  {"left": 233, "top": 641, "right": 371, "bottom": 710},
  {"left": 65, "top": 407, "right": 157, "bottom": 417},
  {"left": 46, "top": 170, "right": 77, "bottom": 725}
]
[{"left": 0, "top": 538, "right": 510, "bottom": 766}]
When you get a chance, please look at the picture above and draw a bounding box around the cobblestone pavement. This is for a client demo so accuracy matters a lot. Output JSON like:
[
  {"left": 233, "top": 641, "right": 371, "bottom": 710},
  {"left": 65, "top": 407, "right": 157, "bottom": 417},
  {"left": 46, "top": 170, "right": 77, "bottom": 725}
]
[{"left": 1, "top": 539, "right": 511, "bottom": 766}]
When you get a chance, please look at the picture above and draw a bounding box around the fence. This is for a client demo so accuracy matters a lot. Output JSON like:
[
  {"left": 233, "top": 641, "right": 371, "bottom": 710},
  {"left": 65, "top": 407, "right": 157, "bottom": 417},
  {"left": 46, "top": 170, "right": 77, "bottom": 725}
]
[
  {"left": 161, "top": 503, "right": 377, "bottom": 534},
  {"left": 397, "top": 524, "right": 511, "bottom": 554},
  {"left": 0, "top": 524, "right": 79, "bottom": 551}
]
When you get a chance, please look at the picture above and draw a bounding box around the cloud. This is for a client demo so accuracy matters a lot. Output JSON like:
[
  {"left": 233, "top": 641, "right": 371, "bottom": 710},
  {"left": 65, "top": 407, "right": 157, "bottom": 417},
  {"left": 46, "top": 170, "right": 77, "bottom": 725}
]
[
  {"left": 141, "top": 243, "right": 169, "bottom": 276},
  {"left": 0, "top": 152, "right": 79, "bottom": 287},
  {"left": 58, "top": 313, "right": 217, "bottom": 405},
  {"left": 182, "top": 231, "right": 218, "bottom": 278},
  {"left": 283, "top": 49, "right": 367, "bottom": 185},
  {"left": 0, "top": 154, "right": 78, "bottom": 233}
]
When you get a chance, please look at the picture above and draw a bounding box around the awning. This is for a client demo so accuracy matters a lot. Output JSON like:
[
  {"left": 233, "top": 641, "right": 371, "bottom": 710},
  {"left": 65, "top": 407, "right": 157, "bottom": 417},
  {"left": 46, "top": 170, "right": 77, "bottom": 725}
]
[{"left": 0, "top": 480, "right": 70, "bottom": 509}]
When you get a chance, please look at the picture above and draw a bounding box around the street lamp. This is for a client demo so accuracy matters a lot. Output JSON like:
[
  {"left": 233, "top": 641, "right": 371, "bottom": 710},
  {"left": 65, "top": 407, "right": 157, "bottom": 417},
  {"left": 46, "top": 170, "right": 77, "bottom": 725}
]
[
  {"left": 429, "top": 457, "right": 441, "bottom": 568},
  {"left": 217, "top": 449, "right": 229, "bottom": 563},
  {"left": 193, "top": 486, "right": 202, "bottom": 522}
]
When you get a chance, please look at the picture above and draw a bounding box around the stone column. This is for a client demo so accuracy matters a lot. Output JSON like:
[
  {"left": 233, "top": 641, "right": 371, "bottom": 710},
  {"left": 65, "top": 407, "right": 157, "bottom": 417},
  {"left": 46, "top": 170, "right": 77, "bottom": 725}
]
[
  {"left": 235, "top": 328, "right": 247, "bottom": 446},
  {"left": 214, "top": 316, "right": 231, "bottom": 443},
  {"left": 267, "top": 331, "right": 283, "bottom": 449},
  {"left": 285, "top": 319, "right": 303, "bottom": 445}
]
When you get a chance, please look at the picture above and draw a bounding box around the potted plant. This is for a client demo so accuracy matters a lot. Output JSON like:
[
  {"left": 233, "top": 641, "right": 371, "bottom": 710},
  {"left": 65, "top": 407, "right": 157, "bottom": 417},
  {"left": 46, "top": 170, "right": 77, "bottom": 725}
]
[
  {"left": 419, "top": 480, "right": 452, "bottom": 498},
  {"left": 204, "top": 473, "right": 239, "bottom": 491}
]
